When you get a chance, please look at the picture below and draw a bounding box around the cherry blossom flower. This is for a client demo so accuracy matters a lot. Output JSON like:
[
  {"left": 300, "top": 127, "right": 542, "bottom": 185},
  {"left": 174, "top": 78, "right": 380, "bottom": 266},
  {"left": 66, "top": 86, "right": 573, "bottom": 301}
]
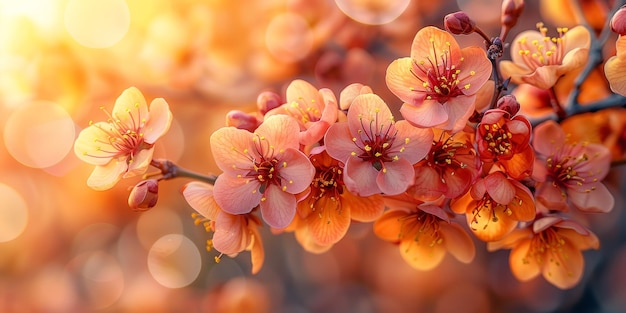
[
  {"left": 182, "top": 181, "right": 264, "bottom": 274},
  {"left": 210, "top": 114, "right": 315, "bottom": 229},
  {"left": 374, "top": 194, "right": 475, "bottom": 270},
  {"left": 265, "top": 79, "right": 338, "bottom": 146},
  {"left": 488, "top": 215, "right": 599, "bottom": 289},
  {"left": 532, "top": 120, "right": 614, "bottom": 213},
  {"left": 324, "top": 93, "right": 433, "bottom": 196},
  {"left": 410, "top": 128, "right": 481, "bottom": 201},
  {"left": 74, "top": 87, "right": 173, "bottom": 190},
  {"left": 476, "top": 106, "right": 534, "bottom": 179},
  {"left": 385, "top": 26, "right": 492, "bottom": 132},
  {"left": 451, "top": 171, "right": 536, "bottom": 242},
  {"left": 500, "top": 23, "right": 590, "bottom": 89},
  {"left": 291, "top": 149, "right": 385, "bottom": 250}
]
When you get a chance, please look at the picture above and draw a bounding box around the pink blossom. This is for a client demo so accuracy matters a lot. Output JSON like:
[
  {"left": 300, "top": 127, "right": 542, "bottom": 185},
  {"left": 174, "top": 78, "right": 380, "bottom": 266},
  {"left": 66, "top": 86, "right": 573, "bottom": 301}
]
[
  {"left": 210, "top": 115, "right": 315, "bottom": 229},
  {"left": 532, "top": 120, "right": 614, "bottom": 213},
  {"left": 265, "top": 79, "right": 338, "bottom": 146},
  {"left": 324, "top": 93, "right": 433, "bottom": 196},
  {"left": 386, "top": 26, "right": 492, "bottom": 132}
]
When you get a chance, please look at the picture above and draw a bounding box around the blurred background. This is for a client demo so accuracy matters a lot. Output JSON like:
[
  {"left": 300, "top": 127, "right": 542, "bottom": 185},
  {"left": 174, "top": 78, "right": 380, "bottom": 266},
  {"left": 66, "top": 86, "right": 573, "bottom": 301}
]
[{"left": 1, "top": 0, "right": 625, "bottom": 312}]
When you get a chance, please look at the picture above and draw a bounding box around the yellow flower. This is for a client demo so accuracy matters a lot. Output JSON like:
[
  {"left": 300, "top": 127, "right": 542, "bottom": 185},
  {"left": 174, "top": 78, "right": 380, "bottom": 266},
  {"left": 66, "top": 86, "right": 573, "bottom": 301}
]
[{"left": 74, "top": 87, "right": 173, "bottom": 190}]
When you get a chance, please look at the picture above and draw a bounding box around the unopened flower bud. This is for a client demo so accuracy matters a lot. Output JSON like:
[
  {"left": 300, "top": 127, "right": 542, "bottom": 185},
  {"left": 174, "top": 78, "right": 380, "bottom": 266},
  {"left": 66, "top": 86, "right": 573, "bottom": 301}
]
[
  {"left": 501, "top": 0, "right": 524, "bottom": 28},
  {"left": 128, "top": 179, "right": 159, "bottom": 212},
  {"left": 444, "top": 11, "right": 476, "bottom": 35},
  {"left": 497, "top": 95, "right": 520, "bottom": 116},
  {"left": 256, "top": 91, "right": 282, "bottom": 115},
  {"left": 225, "top": 110, "right": 259, "bottom": 132},
  {"left": 611, "top": 5, "right": 626, "bottom": 35}
]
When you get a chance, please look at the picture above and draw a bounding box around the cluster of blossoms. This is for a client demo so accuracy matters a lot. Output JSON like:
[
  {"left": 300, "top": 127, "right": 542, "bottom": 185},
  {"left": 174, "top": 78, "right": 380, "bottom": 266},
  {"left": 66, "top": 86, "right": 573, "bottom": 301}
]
[{"left": 73, "top": 0, "right": 626, "bottom": 290}]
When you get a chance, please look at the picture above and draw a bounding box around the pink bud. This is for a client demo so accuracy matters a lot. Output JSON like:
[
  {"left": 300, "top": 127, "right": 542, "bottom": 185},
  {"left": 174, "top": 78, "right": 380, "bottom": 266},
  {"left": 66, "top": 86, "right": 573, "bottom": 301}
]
[
  {"left": 225, "top": 110, "right": 260, "bottom": 132},
  {"left": 501, "top": 0, "right": 524, "bottom": 28},
  {"left": 611, "top": 5, "right": 626, "bottom": 35},
  {"left": 444, "top": 11, "right": 476, "bottom": 35},
  {"left": 128, "top": 179, "right": 159, "bottom": 212},
  {"left": 496, "top": 95, "right": 520, "bottom": 116},
  {"left": 256, "top": 91, "right": 283, "bottom": 115}
]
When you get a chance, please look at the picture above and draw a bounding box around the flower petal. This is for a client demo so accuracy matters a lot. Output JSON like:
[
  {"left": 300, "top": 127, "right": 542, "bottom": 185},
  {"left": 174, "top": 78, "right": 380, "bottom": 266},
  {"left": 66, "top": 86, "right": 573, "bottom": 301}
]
[
  {"left": 535, "top": 180, "right": 568, "bottom": 211},
  {"left": 143, "top": 98, "right": 173, "bottom": 144},
  {"left": 260, "top": 184, "right": 296, "bottom": 229},
  {"left": 210, "top": 127, "right": 255, "bottom": 175},
  {"left": 344, "top": 157, "right": 381, "bottom": 196},
  {"left": 487, "top": 228, "right": 532, "bottom": 251},
  {"left": 306, "top": 195, "right": 351, "bottom": 245},
  {"left": 376, "top": 158, "right": 415, "bottom": 195},
  {"left": 87, "top": 159, "right": 128, "bottom": 190},
  {"left": 467, "top": 202, "right": 518, "bottom": 242},
  {"left": 568, "top": 183, "right": 615, "bottom": 213},
  {"left": 112, "top": 87, "right": 149, "bottom": 129},
  {"left": 439, "top": 222, "right": 475, "bottom": 264},
  {"left": 533, "top": 120, "right": 565, "bottom": 155},
  {"left": 500, "top": 60, "right": 532, "bottom": 84},
  {"left": 542, "top": 240, "right": 584, "bottom": 289},
  {"left": 386, "top": 58, "right": 429, "bottom": 105},
  {"left": 458, "top": 46, "right": 492, "bottom": 95},
  {"left": 484, "top": 172, "right": 515, "bottom": 205},
  {"left": 438, "top": 95, "right": 475, "bottom": 132},
  {"left": 373, "top": 210, "right": 406, "bottom": 242},
  {"left": 278, "top": 148, "right": 315, "bottom": 194},
  {"left": 324, "top": 122, "right": 354, "bottom": 165},
  {"left": 124, "top": 147, "right": 153, "bottom": 178},
  {"left": 74, "top": 122, "right": 118, "bottom": 165},
  {"left": 399, "top": 224, "right": 447, "bottom": 271},
  {"left": 411, "top": 165, "right": 447, "bottom": 200},
  {"left": 213, "top": 212, "right": 247, "bottom": 255},
  {"left": 347, "top": 94, "right": 393, "bottom": 138},
  {"left": 343, "top": 191, "right": 384, "bottom": 222},
  {"left": 393, "top": 120, "right": 433, "bottom": 163},
  {"left": 509, "top": 238, "right": 541, "bottom": 281},
  {"left": 400, "top": 99, "right": 448, "bottom": 128},
  {"left": 249, "top": 223, "right": 265, "bottom": 274},
  {"left": 605, "top": 37, "right": 626, "bottom": 95},
  {"left": 410, "top": 26, "right": 462, "bottom": 65},
  {"left": 213, "top": 175, "right": 261, "bottom": 215},
  {"left": 256, "top": 115, "right": 300, "bottom": 151},
  {"left": 182, "top": 181, "right": 219, "bottom": 220}
]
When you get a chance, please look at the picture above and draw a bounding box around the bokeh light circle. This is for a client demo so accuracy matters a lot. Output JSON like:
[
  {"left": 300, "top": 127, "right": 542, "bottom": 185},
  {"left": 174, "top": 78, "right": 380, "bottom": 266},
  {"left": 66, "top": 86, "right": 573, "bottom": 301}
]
[
  {"left": 0, "top": 183, "right": 28, "bottom": 242},
  {"left": 147, "top": 234, "right": 201, "bottom": 288},
  {"left": 4, "top": 100, "right": 75, "bottom": 168},
  {"left": 265, "top": 12, "right": 314, "bottom": 63},
  {"left": 64, "top": 0, "right": 130, "bottom": 48},
  {"left": 335, "top": 0, "right": 411, "bottom": 25}
]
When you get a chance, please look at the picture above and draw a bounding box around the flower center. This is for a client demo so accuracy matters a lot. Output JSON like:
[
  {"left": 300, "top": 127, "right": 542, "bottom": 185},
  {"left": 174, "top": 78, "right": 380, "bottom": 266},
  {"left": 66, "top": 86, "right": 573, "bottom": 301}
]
[
  {"left": 238, "top": 134, "right": 289, "bottom": 195},
  {"left": 402, "top": 210, "right": 443, "bottom": 247},
  {"left": 88, "top": 104, "right": 148, "bottom": 162},
  {"left": 410, "top": 38, "right": 474, "bottom": 103},
  {"left": 480, "top": 122, "right": 514, "bottom": 159},
  {"left": 523, "top": 228, "right": 573, "bottom": 277},
  {"left": 517, "top": 22, "right": 568, "bottom": 70},
  {"left": 471, "top": 193, "right": 524, "bottom": 230},
  {"left": 545, "top": 141, "right": 600, "bottom": 193},
  {"left": 428, "top": 134, "right": 469, "bottom": 172},
  {"left": 287, "top": 96, "right": 321, "bottom": 124},
  {"left": 351, "top": 110, "right": 404, "bottom": 172}
]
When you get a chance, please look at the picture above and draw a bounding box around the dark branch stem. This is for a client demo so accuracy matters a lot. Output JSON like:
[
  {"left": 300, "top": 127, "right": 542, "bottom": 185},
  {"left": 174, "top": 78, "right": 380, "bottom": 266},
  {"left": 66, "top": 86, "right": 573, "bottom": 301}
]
[{"left": 149, "top": 159, "right": 217, "bottom": 184}]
